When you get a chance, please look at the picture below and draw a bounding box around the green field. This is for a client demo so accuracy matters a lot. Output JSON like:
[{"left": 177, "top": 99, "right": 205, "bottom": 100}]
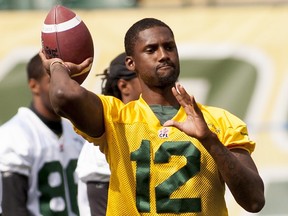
[{"left": 0, "top": 62, "right": 31, "bottom": 125}]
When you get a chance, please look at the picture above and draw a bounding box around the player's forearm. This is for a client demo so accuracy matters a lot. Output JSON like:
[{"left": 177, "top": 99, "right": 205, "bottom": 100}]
[
  {"left": 2, "top": 172, "right": 30, "bottom": 216},
  {"left": 87, "top": 181, "right": 109, "bottom": 216},
  {"left": 198, "top": 132, "right": 265, "bottom": 212},
  {"left": 49, "top": 63, "right": 105, "bottom": 137},
  {"left": 49, "top": 62, "right": 82, "bottom": 117}
]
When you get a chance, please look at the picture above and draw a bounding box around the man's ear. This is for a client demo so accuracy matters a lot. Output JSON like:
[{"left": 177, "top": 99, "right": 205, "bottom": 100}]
[
  {"left": 28, "top": 78, "right": 40, "bottom": 95},
  {"left": 117, "top": 79, "right": 129, "bottom": 95},
  {"left": 125, "top": 56, "right": 135, "bottom": 71}
]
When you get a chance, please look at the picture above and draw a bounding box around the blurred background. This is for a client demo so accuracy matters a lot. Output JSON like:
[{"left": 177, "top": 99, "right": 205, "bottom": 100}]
[{"left": 1, "top": 0, "right": 288, "bottom": 215}]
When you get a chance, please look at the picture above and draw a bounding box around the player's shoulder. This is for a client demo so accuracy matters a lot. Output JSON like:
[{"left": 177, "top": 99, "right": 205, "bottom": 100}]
[
  {"left": 198, "top": 102, "right": 222, "bottom": 112},
  {"left": 99, "top": 95, "right": 139, "bottom": 114},
  {"left": 199, "top": 103, "right": 246, "bottom": 127},
  {"left": 0, "top": 108, "right": 40, "bottom": 152},
  {"left": 98, "top": 95, "right": 125, "bottom": 110},
  {"left": 0, "top": 107, "right": 35, "bottom": 132},
  {"left": 199, "top": 103, "right": 234, "bottom": 118}
]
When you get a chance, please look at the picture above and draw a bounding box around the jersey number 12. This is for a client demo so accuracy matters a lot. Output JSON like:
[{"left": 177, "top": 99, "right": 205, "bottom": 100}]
[{"left": 131, "top": 140, "right": 201, "bottom": 213}]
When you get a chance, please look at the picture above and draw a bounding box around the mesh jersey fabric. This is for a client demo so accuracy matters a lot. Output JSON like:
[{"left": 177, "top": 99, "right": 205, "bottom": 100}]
[{"left": 76, "top": 96, "right": 255, "bottom": 216}]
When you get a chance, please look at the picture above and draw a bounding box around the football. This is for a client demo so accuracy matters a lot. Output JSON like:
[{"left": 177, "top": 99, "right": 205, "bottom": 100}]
[{"left": 41, "top": 5, "right": 94, "bottom": 84}]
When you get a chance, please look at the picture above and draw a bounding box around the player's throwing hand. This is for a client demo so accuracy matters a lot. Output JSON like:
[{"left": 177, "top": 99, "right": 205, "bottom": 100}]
[{"left": 39, "top": 51, "right": 93, "bottom": 78}]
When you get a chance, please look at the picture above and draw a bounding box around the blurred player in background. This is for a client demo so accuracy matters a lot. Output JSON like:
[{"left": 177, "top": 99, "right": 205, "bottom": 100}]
[
  {"left": 0, "top": 53, "right": 85, "bottom": 216},
  {"left": 76, "top": 52, "right": 141, "bottom": 216},
  {"left": 40, "top": 17, "right": 265, "bottom": 215}
]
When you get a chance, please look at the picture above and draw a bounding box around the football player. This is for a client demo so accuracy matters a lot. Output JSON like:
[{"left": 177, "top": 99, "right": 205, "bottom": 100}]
[{"left": 0, "top": 53, "right": 85, "bottom": 216}]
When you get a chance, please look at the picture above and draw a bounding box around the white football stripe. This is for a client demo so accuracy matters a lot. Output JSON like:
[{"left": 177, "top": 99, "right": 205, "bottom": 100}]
[{"left": 42, "top": 15, "right": 82, "bottom": 33}]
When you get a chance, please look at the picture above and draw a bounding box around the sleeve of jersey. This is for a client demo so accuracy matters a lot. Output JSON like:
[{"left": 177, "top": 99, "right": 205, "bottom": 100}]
[
  {"left": 0, "top": 123, "right": 33, "bottom": 176},
  {"left": 201, "top": 105, "right": 255, "bottom": 154},
  {"left": 75, "top": 141, "right": 110, "bottom": 182}
]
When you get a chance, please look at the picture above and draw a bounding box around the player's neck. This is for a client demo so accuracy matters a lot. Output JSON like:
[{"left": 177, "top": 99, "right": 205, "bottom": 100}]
[
  {"left": 142, "top": 88, "right": 179, "bottom": 106},
  {"left": 30, "top": 103, "right": 63, "bottom": 136}
]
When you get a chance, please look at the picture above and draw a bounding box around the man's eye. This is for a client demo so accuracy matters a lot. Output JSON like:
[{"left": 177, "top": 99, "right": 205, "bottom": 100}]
[
  {"left": 146, "top": 48, "right": 154, "bottom": 53},
  {"left": 166, "top": 45, "right": 175, "bottom": 51}
]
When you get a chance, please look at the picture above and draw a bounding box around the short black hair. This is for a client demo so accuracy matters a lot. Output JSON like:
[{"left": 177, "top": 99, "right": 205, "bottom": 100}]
[
  {"left": 98, "top": 52, "right": 136, "bottom": 100},
  {"left": 124, "top": 18, "right": 174, "bottom": 56},
  {"left": 26, "top": 53, "right": 45, "bottom": 81}
]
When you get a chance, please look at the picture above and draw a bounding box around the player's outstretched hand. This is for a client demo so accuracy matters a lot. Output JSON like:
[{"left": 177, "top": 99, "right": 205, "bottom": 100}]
[
  {"left": 39, "top": 50, "right": 93, "bottom": 78},
  {"left": 163, "top": 83, "right": 212, "bottom": 141}
]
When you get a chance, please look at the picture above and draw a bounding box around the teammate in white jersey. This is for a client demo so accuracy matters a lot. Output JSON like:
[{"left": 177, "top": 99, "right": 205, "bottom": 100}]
[
  {"left": 0, "top": 53, "right": 85, "bottom": 216},
  {"left": 76, "top": 52, "right": 141, "bottom": 216}
]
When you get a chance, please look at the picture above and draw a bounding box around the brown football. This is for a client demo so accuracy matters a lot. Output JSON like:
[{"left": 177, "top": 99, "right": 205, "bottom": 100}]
[{"left": 41, "top": 5, "right": 94, "bottom": 84}]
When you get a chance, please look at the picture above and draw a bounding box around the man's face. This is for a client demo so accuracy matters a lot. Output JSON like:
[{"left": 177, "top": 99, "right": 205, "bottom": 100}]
[
  {"left": 132, "top": 26, "right": 180, "bottom": 89},
  {"left": 38, "top": 73, "right": 55, "bottom": 114}
]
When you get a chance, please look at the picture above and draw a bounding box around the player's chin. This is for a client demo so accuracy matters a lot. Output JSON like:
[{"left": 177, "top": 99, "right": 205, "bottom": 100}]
[{"left": 158, "top": 73, "right": 178, "bottom": 87}]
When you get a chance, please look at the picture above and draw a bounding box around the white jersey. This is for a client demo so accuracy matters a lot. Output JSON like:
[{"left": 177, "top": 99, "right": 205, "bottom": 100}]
[
  {"left": 76, "top": 141, "right": 110, "bottom": 216},
  {"left": 76, "top": 141, "right": 110, "bottom": 183},
  {"left": 0, "top": 107, "right": 85, "bottom": 216}
]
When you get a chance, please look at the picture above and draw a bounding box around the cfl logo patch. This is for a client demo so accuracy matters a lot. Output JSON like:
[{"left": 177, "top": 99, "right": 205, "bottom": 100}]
[{"left": 158, "top": 127, "right": 169, "bottom": 138}]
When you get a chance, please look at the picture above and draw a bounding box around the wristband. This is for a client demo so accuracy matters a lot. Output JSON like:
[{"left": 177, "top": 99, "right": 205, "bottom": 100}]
[{"left": 49, "top": 60, "right": 71, "bottom": 75}]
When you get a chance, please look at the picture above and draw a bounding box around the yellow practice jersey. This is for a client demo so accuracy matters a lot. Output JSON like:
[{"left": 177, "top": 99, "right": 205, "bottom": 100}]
[{"left": 76, "top": 96, "right": 255, "bottom": 216}]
